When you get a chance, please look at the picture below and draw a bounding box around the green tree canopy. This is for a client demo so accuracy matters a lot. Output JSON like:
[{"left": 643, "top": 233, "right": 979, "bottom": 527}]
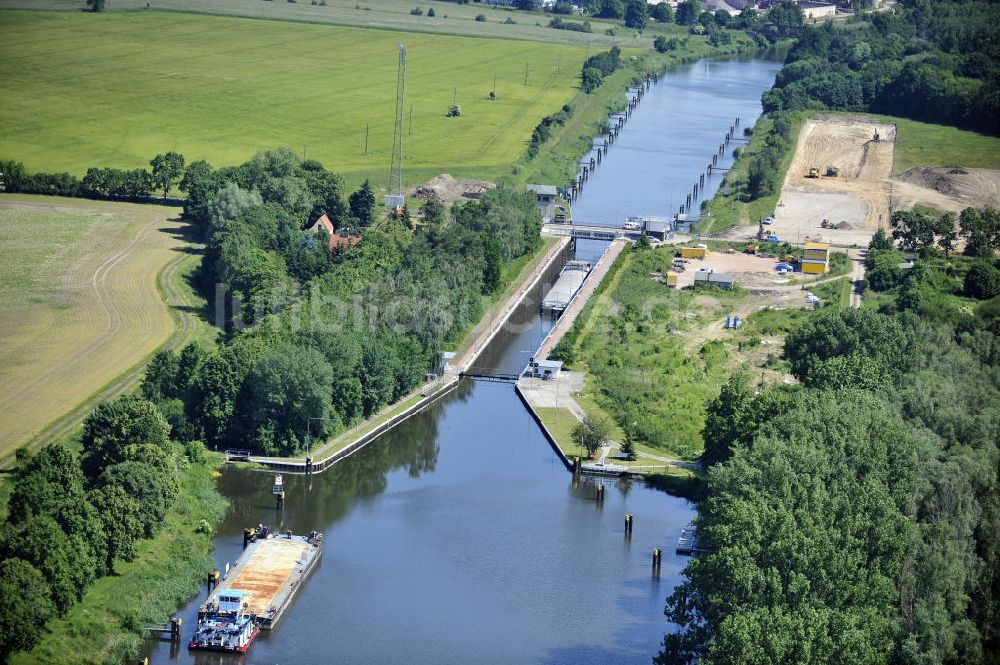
[
  {"left": 81, "top": 395, "right": 171, "bottom": 480},
  {"left": 0, "top": 558, "right": 55, "bottom": 661}
]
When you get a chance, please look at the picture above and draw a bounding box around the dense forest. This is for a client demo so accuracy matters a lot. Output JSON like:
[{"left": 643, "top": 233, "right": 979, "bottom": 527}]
[
  {"left": 659, "top": 221, "right": 1000, "bottom": 663},
  {"left": 143, "top": 147, "right": 542, "bottom": 455},
  {"left": 0, "top": 398, "right": 206, "bottom": 661},
  {"left": 762, "top": 0, "right": 999, "bottom": 131}
]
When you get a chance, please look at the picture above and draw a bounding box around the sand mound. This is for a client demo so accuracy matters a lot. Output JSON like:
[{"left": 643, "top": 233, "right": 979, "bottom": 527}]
[
  {"left": 893, "top": 167, "right": 1000, "bottom": 210},
  {"left": 407, "top": 174, "right": 495, "bottom": 205}
]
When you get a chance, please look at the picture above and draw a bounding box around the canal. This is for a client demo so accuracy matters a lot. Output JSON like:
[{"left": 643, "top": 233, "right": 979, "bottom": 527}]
[{"left": 146, "top": 56, "right": 781, "bottom": 665}]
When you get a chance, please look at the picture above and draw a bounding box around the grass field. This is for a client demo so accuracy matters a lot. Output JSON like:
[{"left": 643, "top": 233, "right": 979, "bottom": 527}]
[
  {"left": 0, "top": 0, "right": 632, "bottom": 46},
  {"left": 0, "top": 10, "right": 595, "bottom": 188},
  {"left": 874, "top": 114, "right": 1000, "bottom": 173},
  {"left": 0, "top": 194, "right": 212, "bottom": 464}
]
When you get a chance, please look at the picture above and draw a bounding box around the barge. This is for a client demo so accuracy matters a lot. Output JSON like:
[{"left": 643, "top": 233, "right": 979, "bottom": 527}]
[{"left": 190, "top": 530, "right": 323, "bottom": 652}]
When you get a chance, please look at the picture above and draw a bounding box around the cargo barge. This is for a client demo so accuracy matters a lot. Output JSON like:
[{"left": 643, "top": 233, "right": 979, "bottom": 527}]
[{"left": 189, "top": 530, "right": 323, "bottom": 652}]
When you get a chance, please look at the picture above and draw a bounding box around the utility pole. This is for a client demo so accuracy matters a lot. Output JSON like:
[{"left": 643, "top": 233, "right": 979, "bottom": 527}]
[
  {"left": 524, "top": 63, "right": 529, "bottom": 85},
  {"left": 408, "top": 106, "right": 413, "bottom": 136}
]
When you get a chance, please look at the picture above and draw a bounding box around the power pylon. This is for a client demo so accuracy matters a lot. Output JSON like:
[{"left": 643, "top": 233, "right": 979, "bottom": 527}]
[{"left": 386, "top": 43, "right": 406, "bottom": 210}]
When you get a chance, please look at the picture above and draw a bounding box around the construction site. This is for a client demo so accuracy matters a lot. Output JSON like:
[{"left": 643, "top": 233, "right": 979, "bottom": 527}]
[{"left": 769, "top": 115, "right": 897, "bottom": 247}]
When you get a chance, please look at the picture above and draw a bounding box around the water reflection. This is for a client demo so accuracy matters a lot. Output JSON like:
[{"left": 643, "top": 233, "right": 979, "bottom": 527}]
[{"left": 145, "top": 55, "right": 782, "bottom": 665}]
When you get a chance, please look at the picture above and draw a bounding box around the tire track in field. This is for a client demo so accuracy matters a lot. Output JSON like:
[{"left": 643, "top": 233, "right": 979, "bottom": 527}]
[
  {"left": 2, "top": 219, "right": 209, "bottom": 464},
  {"left": 0, "top": 219, "right": 155, "bottom": 410}
]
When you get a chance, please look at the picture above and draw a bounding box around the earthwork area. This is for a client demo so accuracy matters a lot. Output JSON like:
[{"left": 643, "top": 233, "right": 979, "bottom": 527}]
[
  {"left": 771, "top": 115, "right": 897, "bottom": 247},
  {"left": 0, "top": 195, "right": 204, "bottom": 463}
]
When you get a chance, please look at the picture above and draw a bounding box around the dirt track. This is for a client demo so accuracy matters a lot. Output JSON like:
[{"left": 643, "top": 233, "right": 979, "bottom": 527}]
[
  {"left": 771, "top": 115, "right": 896, "bottom": 246},
  {"left": 0, "top": 195, "right": 197, "bottom": 460}
]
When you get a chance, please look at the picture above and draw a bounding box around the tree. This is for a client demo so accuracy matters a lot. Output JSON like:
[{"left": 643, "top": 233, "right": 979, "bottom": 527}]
[
  {"left": 624, "top": 0, "right": 648, "bottom": 29},
  {"left": 421, "top": 195, "right": 445, "bottom": 224},
  {"left": 4, "top": 516, "right": 99, "bottom": 615},
  {"left": 349, "top": 179, "right": 377, "bottom": 226},
  {"left": 88, "top": 484, "right": 141, "bottom": 571},
  {"left": 581, "top": 66, "right": 604, "bottom": 93},
  {"left": 675, "top": 0, "right": 700, "bottom": 25},
  {"left": 651, "top": 2, "right": 674, "bottom": 23},
  {"left": 482, "top": 235, "right": 503, "bottom": 294},
  {"left": 959, "top": 206, "right": 1000, "bottom": 258},
  {"left": 514, "top": 0, "right": 539, "bottom": 9},
  {"left": 594, "top": 0, "right": 624, "bottom": 19},
  {"left": 868, "top": 227, "right": 894, "bottom": 254},
  {"left": 714, "top": 9, "right": 731, "bottom": 27},
  {"left": 97, "top": 448, "right": 178, "bottom": 537},
  {"left": 150, "top": 151, "right": 185, "bottom": 200},
  {"left": 235, "top": 343, "right": 335, "bottom": 455},
  {"left": 81, "top": 395, "right": 171, "bottom": 480},
  {"left": 620, "top": 432, "right": 636, "bottom": 461},
  {"left": 572, "top": 415, "right": 612, "bottom": 458},
  {"left": 140, "top": 349, "right": 180, "bottom": 403},
  {"left": 964, "top": 260, "right": 1000, "bottom": 300},
  {"left": 86, "top": 0, "right": 105, "bottom": 11},
  {"left": 653, "top": 36, "right": 669, "bottom": 53},
  {"left": 890, "top": 209, "right": 952, "bottom": 255},
  {"left": 0, "top": 558, "right": 55, "bottom": 660}
]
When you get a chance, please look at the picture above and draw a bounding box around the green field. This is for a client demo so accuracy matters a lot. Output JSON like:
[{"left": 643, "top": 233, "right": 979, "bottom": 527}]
[
  {"left": 875, "top": 114, "right": 1000, "bottom": 173},
  {"left": 0, "top": 10, "right": 594, "bottom": 187},
  {"left": 0, "top": 0, "right": 633, "bottom": 46}
]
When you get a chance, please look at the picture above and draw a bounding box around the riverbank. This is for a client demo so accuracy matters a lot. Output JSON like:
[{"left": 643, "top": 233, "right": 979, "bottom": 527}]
[{"left": 11, "top": 454, "right": 228, "bottom": 665}]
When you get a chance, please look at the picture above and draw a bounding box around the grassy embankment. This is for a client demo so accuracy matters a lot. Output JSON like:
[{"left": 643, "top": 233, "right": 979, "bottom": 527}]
[
  {"left": 0, "top": 195, "right": 215, "bottom": 464},
  {"left": 701, "top": 111, "right": 1000, "bottom": 235},
  {"left": 700, "top": 111, "right": 806, "bottom": 235},
  {"left": 9, "top": 454, "right": 228, "bottom": 665},
  {"left": 551, "top": 244, "right": 820, "bottom": 464}
]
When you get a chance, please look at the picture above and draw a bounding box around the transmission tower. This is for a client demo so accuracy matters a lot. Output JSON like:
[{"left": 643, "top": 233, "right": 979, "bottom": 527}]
[{"left": 386, "top": 43, "right": 407, "bottom": 210}]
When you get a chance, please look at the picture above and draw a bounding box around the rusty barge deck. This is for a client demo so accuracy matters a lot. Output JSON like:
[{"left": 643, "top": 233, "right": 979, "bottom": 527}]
[{"left": 200, "top": 533, "right": 323, "bottom": 630}]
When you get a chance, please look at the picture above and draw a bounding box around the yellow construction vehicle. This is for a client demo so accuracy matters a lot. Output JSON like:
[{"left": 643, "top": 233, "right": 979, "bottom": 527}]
[{"left": 807, "top": 167, "right": 820, "bottom": 178}]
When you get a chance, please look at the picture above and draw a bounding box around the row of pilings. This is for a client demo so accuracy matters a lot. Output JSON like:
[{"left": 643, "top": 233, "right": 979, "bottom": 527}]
[
  {"left": 676, "top": 116, "right": 742, "bottom": 218},
  {"left": 565, "top": 72, "right": 657, "bottom": 203}
]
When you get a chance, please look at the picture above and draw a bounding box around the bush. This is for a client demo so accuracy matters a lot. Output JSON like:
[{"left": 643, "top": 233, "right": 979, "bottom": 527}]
[
  {"left": 410, "top": 7, "right": 423, "bottom": 15},
  {"left": 427, "top": 7, "right": 434, "bottom": 16},
  {"left": 475, "top": 13, "right": 486, "bottom": 21},
  {"left": 964, "top": 261, "right": 1000, "bottom": 300}
]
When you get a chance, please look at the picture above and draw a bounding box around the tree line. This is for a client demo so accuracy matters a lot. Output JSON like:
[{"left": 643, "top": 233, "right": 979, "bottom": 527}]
[
  {"left": 660, "top": 242, "right": 1000, "bottom": 662},
  {"left": 141, "top": 147, "right": 541, "bottom": 456},
  {"left": 0, "top": 397, "right": 203, "bottom": 661},
  {"left": 1, "top": 152, "right": 188, "bottom": 202},
  {"left": 762, "top": 0, "right": 999, "bottom": 132}
]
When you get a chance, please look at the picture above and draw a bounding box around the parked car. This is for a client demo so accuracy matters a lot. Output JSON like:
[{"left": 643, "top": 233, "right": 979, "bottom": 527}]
[
  {"left": 805, "top": 292, "right": 820, "bottom": 304},
  {"left": 763, "top": 216, "right": 774, "bottom": 225},
  {"left": 765, "top": 235, "right": 781, "bottom": 243},
  {"left": 775, "top": 262, "right": 794, "bottom": 271}
]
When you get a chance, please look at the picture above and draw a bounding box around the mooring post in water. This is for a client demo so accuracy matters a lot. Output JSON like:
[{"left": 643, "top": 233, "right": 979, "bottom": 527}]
[
  {"left": 719, "top": 143, "right": 725, "bottom": 155},
  {"left": 713, "top": 153, "right": 718, "bottom": 167},
  {"left": 276, "top": 490, "right": 285, "bottom": 510},
  {"left": 243, "top": 528, "right": 251, "bottom": 549},
  {"left": 597, "top": 483, "right": 605, "bottom": 503},
  {"left": 735, "top": 116, "right": 740, "bottom": 126},
  {"left": 653, "top": 547, "right": 662, "bottom": 569},
  {"left": 170, "top": 617, "right": 182, "bottom": 642},
  {"left": 625, "top": 514, "right": 633, "bottom": 534},
  {"left": 305, "top": 456, "right": 313, "bottom": 474},
  {"left": 679, "top": 204, "right": 685, "bottom": 214},
  {"left": 574, "top": 456, "right": 582, "bottom": 474},
  {"left": 700, "top": 173, "right": 705, "bottom": 188}
]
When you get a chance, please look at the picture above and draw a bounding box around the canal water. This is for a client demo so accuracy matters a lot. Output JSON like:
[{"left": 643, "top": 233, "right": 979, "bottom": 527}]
[{"left": 146, "top": 56, "right": 781, "bottom": 665}]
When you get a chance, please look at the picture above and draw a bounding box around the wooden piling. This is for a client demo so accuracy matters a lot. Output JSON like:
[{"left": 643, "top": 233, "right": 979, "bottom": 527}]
[
  {"left": 625, "top": 514, "right": 633, "bottom": 534},
  {"left": 653, "top": 547, "right": 662, "bottom": 568},
  {"left": 596, "top": 484, "right": 605, "bottom": 503}
]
